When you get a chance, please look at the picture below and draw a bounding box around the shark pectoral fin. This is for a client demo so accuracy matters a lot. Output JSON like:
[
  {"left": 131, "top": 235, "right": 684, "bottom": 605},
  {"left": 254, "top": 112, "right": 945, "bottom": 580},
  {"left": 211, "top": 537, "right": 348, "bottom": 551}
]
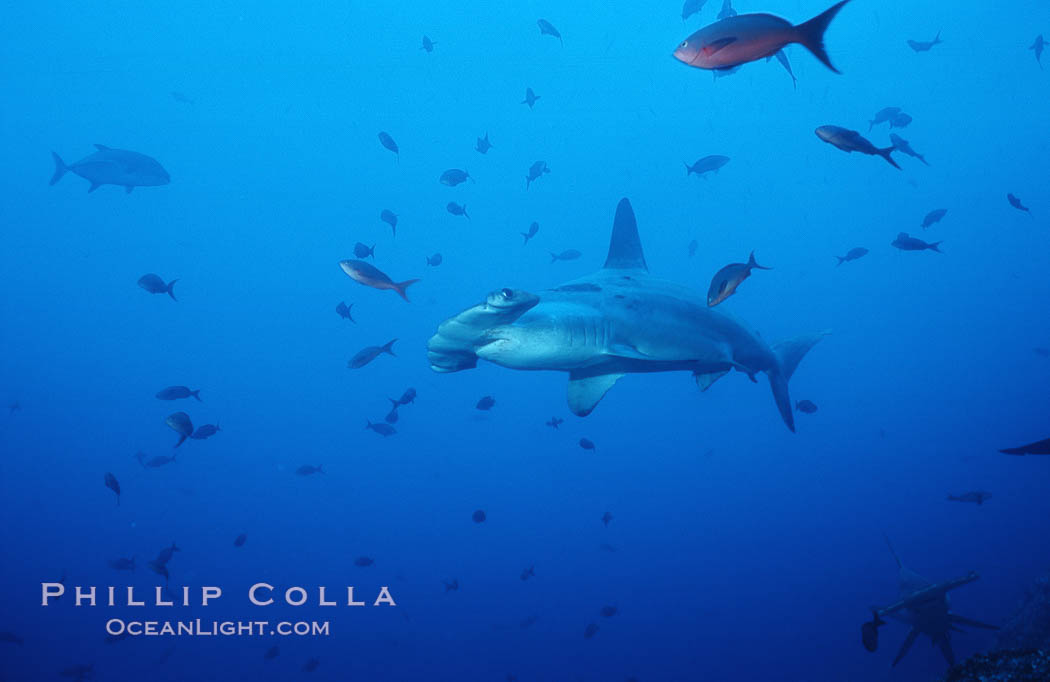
[
  {"left": 694, "top": 370, "right": 728, "bottom": 392},
  {"left": 949, "top": 615, "right": 999, "bottom": 630},
  {"left": 608, "top": 343, "right": 650, "bottom": 360},
  {"left": 892, "top": 627, "right": 920, "bottom": 666},
  {"left": 567, "top": 372, "right": 624, "bottom": 416}
]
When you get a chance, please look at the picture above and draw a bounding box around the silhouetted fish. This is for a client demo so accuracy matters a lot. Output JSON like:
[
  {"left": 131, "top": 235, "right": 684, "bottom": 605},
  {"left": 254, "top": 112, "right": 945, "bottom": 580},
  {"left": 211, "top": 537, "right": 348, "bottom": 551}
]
[
  {"left": 837, "top": 247, "right": 868, "bottom": 265},
  {"left": 522, "top": 222, "right": 539, "bottom": 245},
  {"left": 421, "top": 35, "right": 436, "bottom": 52},
  {"left": 579, "top": 438, "right": 596, "bottom": 451},
  {"left": 302, "top": 658, "right": 320, "bottom": 673},
  {"left": 601, "top": 511, "right": 613, "bottom": 526},
  {"left": 366, "top": 420, "right": 396, "bottom": 436},
  {"left": 795, "top": 399, "right": 818, "bottom": 414},
  {"left": 171, "top": 91, "right": 193, "bottom": 104},
  {"left": 889, "top": 112, "right": 912, "bottom": 129},
  {"left": 545, "top": 416, "right": 563, "bottom": 429},
  {"left": 815, "top": 126, "right": 899, "bottom": 169},
  {"left": 688, "top": 239, "right": 698, "bottom": 257},
  {"left": 384, "top": 401, "right": 399, "bottom": 424},
  {"left": 475, "top": 133, "right": 493, "bottom": 154},
  {"left": 296, "top": 465, "right": 324, "bottom": 475},
  {"left": 476, "top": 395, "right": 496, "bottom": 410},
  {"left": 472, "top": 509, "right": 486, "bottom": 523},
  {"left": 520, "top": 565, "right": 535, "bottom": 580},
  {"left": 340, "top": 260, "right": 418, "bottom": 301},
  {"left": 525, "top": 161, "right": 550, "bottom": 190},
  {"left": 600, "top": 605, "right": 618, "bottom": 618},
  {"left": 947, "top": 491, "right": 991, "bottom": 505},
  {"left": 234, "top": 533, "right": 247, "bottom": 547},
  {"left": 447, "top": 202, "right": 470, "bottom": 219},
  {"left": 440, "top": 169, "right": 473, "bottom": 186},
  {"left": 862, "top": 612, "right": 885, "bottom": 652},
  {"left": 890, "top": 134, "right": 928, "bottom": 165},
  {"left": 51, "top": 145, "right": 170, "bottom": 193},
  {"left": 377, "top": 132, "right": 399, "bottom": 160},
  {"left": 707, "top": 251, "right": 771, "bottom": 307},
  {"left": 264, "top": 645, "right": 280, "bottom": 660},
  {"left": 396, "top": 387, "right": 417, "bottom": 405},
  {"left": 921, "top": 209, "right": 947, "bottom": 229},
  {"left": 537, "top": 19, "right": 562, "bottom": 45},
  {"left": 380, "top": 209, "right": 398, "bottom": 236},
  {"left": 868, "top": 107, "right": 901, "bottom": 131},
  {"left": 138, "top": 274, "right": 178, "bottom": 301},
  {"left": 426, "top": 253, "right": 443, "bottom": 266},
  {"left": 521, "top": 88, "right": 540, "bottom": 109},
  {"left": 145, "top": 454, "right": 176, "bottom": 468},
  {"left": 1030, "top": 35, "right": 1046, "bottom": 68},
  {"left": 354, "top": 556, "right": 375, "bottom": 566},
  {"left": 1007, "top": 193, "right": 1032, "bottom": 216},
  {"left": 349, "top": 339, "right": 397, "bottom": 369},
  {"left": 166, "top": 412, "right": 194, "bottom": 447},
  {"left": 673, "top": 0, "right": 851, "bottom": 72},
  {"left": 907, "top": 32, "right": 942, "bottom": 52},
  {"left": 354, "top": 242, "right": 375, "bottom": 259},
  {"left": 584, "top": 623, "right": 599, "bottom": 638},
  {"left": 335, "top": 301, "right": 355, "bottom": 322},
  {"left": 443, "top": 578, "right": 459, "bottom": 591},
  {"left": 891, "top": 233, "right": 941, "bottom": 252},
  {"left": 549, "top": 249, "right": 581, "bottom": 262},
  {"left": 1000, "top": 437, "right": 1050, "bottom": 455},
  {"left": 191, "top": 423, "right": 219, "bottom": 440},
  {"left": 685, "top": 155, "right": 729, "bottom": 177},
  {"left": 156, "top": 386, "right": 200, "bottom": 401}
]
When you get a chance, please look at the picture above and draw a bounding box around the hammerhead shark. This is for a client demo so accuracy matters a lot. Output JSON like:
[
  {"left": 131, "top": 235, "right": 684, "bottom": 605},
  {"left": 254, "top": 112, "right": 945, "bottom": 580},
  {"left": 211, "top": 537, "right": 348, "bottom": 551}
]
[
  {"left": 427, "top": 198, "right": 826, "bottom": 431},
  {"left": 863, "top": 537, "right": 998, "bottom": 668}
]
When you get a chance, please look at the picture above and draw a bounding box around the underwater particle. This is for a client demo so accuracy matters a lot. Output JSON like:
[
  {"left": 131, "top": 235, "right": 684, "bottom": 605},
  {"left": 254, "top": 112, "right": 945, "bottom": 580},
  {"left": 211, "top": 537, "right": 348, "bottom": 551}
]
[
  {"left": 234, "top": 533, "right": 247, "bottom": 547},
  {"left": 946, "top": 491, "right": 991, "bottom": 505},
  {"left": 584, "top": 623, "right": 599, "bottom": 638},
  {"left": 520, "top": 565, "right": 535, "bottom": 581},
  {"left": 264, "top": 645, "right": 279, "bottom": 660},
  {"left": 349, "top": 339, "right": 397, "bottom": 369},
  {"left": 107, "top": 557, "right": 135, "bottom": 571},
  {"left": 472, "top": 509, "right": 487, "bottom": 523},
  {"left": 443, "top": 578, "right": 459, "bottom": 591},
  {"left": 302, "top": 657, "right": 319, "bottom": 673},
  {"left": 600, "top": 605, "right": 618, "bottom": 618},
  {"left": 707, "top": 251, "right": 771, "bottom": 307}
]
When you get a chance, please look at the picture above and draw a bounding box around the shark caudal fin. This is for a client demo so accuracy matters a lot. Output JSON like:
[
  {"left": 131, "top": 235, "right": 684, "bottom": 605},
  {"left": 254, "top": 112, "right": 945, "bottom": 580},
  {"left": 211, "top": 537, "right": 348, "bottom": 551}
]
[
  {"left": 767, "top": 331, "right": 828, "bottom": 431},
  {"left": 793, "top": 0, "right": 850, "bottom": 73},
  {"left": 602, "top": 198, "right": 648, "bottom": 271}
]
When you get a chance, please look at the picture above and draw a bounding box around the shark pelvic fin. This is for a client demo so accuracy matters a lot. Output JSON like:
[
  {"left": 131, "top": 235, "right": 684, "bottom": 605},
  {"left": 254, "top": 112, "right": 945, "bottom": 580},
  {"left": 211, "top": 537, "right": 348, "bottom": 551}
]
[
  {"left": 602, "top": 198, "right": 648, "bottom": 271},
  {"left": 892, "top": 627, "right": 920, "bottom": 666},
  {"left": 567, "top": 371, "right": 624, "bottom": 416},
  {"left": 694, "top": 369, "right": 729, "bottom": 391}
]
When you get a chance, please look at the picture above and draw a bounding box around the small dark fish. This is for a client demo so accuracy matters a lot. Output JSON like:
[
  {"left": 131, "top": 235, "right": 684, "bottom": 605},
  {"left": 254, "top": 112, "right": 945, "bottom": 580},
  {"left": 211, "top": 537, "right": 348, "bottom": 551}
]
[
  {"left": 440, "top": 169, "right": 473, "bottom": 187},
  {"left": 1034, "top": 347, "right": 1050, "bottom": 358},
  {"left": 148, "top": 560, "right": 169, "bottom": 581},
  {"left": 166, "top": 411, "right": 194, "bottom": 447},
  {"left": 443, "top": 578, "right": 459, "bottom": 591},
  {"left": 354, "top": 556, "right": 374, "bottom": 567},
  {"left": 1001, "top": 437, "right": 1050, "bottom": 455},
  {"left": 472, "top": 509, "right": 487, "bottom": 523},
  {"left": 520, "top": 565, "right": 535, "bottom": 581},
  {"left": 155, "top": 386, "right": 201, "bottom": 401},
  {"left": 354, "top": 242, "right": 375, "bottom": 259},
  {"left": 579, "top": 438, "right": 596, "bottom": 451},
  {"left": 264, "top": 645, "right": 280, "bottom": 660},
  {"left": 138, "top": 274, "right": 178, "bottom": 301},
  {"left": 171, "top": 91, "right": 193, "bottom": 104},
  {"left": 476, "top": 395, "right": 496, "bottom": 410},
  {"left": 522, "top": 222, "right": 539, "bottom": 245},
  {"left": 421, "top": 35, "right": 436, "bottom": 52},
  {"left": 525, "top": 161, "right": 550, "bottom": 190},
  {"left": 154, "top": 542, "right": 180, "bottom": 566},
  {"left": 426, "top": 253, "right": 443, "bottom": 266},
  {"left": 550, "top": 249, "right": 581, "bottom": 262},
  {"left": 349, "top": 339, "right": 397, "bottom": 369},
  {"left": 380, "top": 209, "right": 398, "bottom": 236},
  {"left": 302, "top": 658, "right": 320, "bottom": 673},
  {"left": 601, "top": 511, "right": 613, "bottom": 526},
  {"left": 104, "top": 472, "right": 121, "bottom": 505},
  {"left": 717, "top": 0, "right": 737, "bottom": 20},
  {"left": 890, "top": 134, "right": 928, "bottom": 165},
  {"left": 921, "top": 209, "right": 947, "bottom": 229},
  {"left": 397, "top": 387, "right": 417, "bottom": 405},
  {"left": 447, "top": 202, "right": 470, "bottom": 219},
  {"left": 377, "top": 132, "right": 399, "bottom": 160},
  {"left": 907, "top": 32, "right": 942, "bottom": 52},
  {"left": 815, "top": 126, "right": 899, "bottom": 169},
  {"left": 107, "top": 557, "right": 135, "bottom": 571},
  {"left": 366, "top": 420, "right": 397, "bottom": 436},
  {"left": 795, "top": 399, "right": 818, "bottom": 414},
  {"left": 836, "top": 247, "right": 868, "bottom": 265},
  {"left": 296, "top": 465, "right": 324, "bottom": 475},
  {"left": 0, "top": 631, "right": 23, "bottom": 645},
  {"left": 475, "top": 132, "right": 493, "bottom": 154},
  {"left": 1031, "top": 35, "right": 1046, "bottom": 68},
  {"left": 145, "top": 454, "right": 176, "bottom": 468},
  {"left": 1007, "top": 193, "right": 1032, "bottom": 216},
  {"left": 545, "top": 416, "right": 563, "bottom": 429},
  {"left": 868, "top": 106, "right": 901, "bottom": 131},
  {"left": 190, "top": 423, "right": 219, "bottom": 440},
  {"left": 889, "top": 112, "right": 912, "bottom": 129},
  {"left": 133, "top": 451, "right": 147, "bottom": 467},
  {"left": 384, "top": 401, "right": 399, "bottom": 424},
  {"left": 891, "top": 232, "right": 942, "bottom": 253},
  {"left": 335, "top": 301, "right": 355, "bottom": 322},
  {"left": 672, "top": 0, "right": 851, "bottom": 72},
  {"left": 947, "top": 491, "right": 991, "bottom": 506},
  {"left": 707, "top": 251, "right": 771, "bottom": 307},
  {"left": 767, "top": 49, "right": 797, "bottom": 88},
  {"left": 521, "top": 87, "right": 540, "bottom": 109},
  {"left": 687, "top": 239, "right": 698, "bottom": 257},
  {"left": 685, "top": 155, "right": 730, "bottom": 178},
  {"left": 584, "top": 623, "right": 599, "bottom": 638},
  {"left": 519, "top": 614, "right": 537, "bottom": 628},
  {"left": 600, "top": 605, "right": 618, "bottom": 618},
  {"left": 682, "top": 0, "right": 707, "bottom": 21},
  {"left": 234, "top": 533, "right": 247, "bottom": 547},
  {"left": 340, "top": 260, "right": 418, "bottom": 301},
  {"left": 862, "top": 612, "right": 885, "bottom": 652},
  {"left": 537, "top": 19, "right": 562, "bottom": 44}
]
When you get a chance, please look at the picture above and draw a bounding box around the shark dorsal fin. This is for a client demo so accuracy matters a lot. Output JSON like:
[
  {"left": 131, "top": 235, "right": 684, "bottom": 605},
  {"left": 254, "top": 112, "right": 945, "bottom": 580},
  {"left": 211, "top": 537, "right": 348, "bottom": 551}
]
[{"left": 603, "top": 198, "right": 648, "bottom": 271}]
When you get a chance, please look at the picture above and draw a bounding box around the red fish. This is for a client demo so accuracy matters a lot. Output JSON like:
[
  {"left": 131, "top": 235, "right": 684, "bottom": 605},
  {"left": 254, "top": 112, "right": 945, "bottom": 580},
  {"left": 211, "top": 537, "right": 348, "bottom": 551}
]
[{"left": 339, "top": 260, "right": 418, "bottom": 302}]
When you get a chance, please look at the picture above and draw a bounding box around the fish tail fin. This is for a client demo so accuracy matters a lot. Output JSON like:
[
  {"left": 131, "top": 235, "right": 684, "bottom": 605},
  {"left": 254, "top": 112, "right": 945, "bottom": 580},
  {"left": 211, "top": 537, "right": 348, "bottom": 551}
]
[
  {"left": 365, "top": 420, "right": 371, "bottom": 430},
  {"left": 174, "top": 433, "right": 187, "bottom": 448},
  {"left": 793, "top": 0, "right": 850, "bottom": 73},
  {"left": 947, "top": 494, "right": 957, "bottom": 501},
  {"left": 867, "top": 120, "right": 874, "bottom": 132},
  {"left": 191, "top": 390, "right": 201, "bottom": 402},
  {"left": 394, "top": 280, "right": 419, "bottom": 302},
  {"left": 748, "top": 251, "right": 772, "bottom": 270},
  {"left": 50, "top": 152, "right": 69, "bottom": 185},
  {"left": 933, "top": 31, "right": 942, "bottom": 44},
  {"left": 318, "top": 465, "right": 324, "bottom": 474},
  {"left": 389, "top": 398, "right": 400, "bottom": 409},
  {"left": 836, "top": 256, "right": 845, "bottom": 266},
  {"left": 918, "top": 154, "right": 929, "bottom": 166},
  {"left": 878, "top": 147, "right": 901, "bottom": 170},
  {"left": 521, "top": 232, "right": 529, "bottom": 244},
  {"left": 929, "top": 241, "right": 943, "bottom": 253},
  {"left": 684, "top": 162, "right": 692, "bottom": 175},
  {"left": 463, "top": 206, "right": 470, "bottom": 220},
  {"left": 166, "top": 279, "right": 179, "bottom": 301},
  {"left": 549, "top": 251, "right": 558, "bottom": 263},
  {"left": 768, "top": 331, "right": 829, "bottom": 431},
  {"left": 381, "top": 339, "right": 398, "bottom": 356}
]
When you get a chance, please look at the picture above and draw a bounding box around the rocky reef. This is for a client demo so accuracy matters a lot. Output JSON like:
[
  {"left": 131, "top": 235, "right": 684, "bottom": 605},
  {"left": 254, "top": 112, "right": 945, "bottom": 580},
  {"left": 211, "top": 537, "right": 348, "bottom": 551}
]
[{"left": 941, "top": 649, "right": 1050, "bottom": 682}]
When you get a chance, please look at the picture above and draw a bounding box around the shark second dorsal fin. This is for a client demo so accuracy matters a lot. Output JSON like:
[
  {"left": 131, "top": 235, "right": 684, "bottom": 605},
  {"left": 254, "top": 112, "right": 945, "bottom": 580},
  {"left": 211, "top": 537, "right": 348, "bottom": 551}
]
[{"left": 603, "top": 198, "right": 648, "bottom": 271}]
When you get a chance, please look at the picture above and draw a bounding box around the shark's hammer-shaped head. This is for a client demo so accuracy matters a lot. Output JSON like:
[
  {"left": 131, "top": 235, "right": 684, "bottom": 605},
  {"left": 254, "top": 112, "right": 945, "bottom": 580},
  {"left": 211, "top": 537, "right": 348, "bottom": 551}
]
[{"left": 427, "top": 288, "right": 540, "bottom": 372}]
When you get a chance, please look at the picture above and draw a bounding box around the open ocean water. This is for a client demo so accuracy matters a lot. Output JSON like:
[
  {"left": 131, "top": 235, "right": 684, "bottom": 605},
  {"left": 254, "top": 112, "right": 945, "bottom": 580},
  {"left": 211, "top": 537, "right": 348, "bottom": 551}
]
[{"left": 1, "top": 1, "right": 1048, "bottom": 681}]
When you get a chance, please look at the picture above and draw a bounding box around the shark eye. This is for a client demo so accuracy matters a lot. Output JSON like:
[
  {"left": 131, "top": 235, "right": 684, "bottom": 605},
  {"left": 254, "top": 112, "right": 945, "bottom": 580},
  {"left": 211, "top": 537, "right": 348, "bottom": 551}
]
[{"left": 501, "top": 288, "right": 514, "bottom": 299}]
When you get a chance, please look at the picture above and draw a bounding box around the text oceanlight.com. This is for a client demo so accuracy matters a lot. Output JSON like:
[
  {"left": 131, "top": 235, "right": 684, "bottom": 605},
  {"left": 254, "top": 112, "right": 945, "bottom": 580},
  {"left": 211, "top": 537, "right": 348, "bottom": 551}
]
[{"left": 106, "top": 619, "right": 330, "bottom": 637}]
